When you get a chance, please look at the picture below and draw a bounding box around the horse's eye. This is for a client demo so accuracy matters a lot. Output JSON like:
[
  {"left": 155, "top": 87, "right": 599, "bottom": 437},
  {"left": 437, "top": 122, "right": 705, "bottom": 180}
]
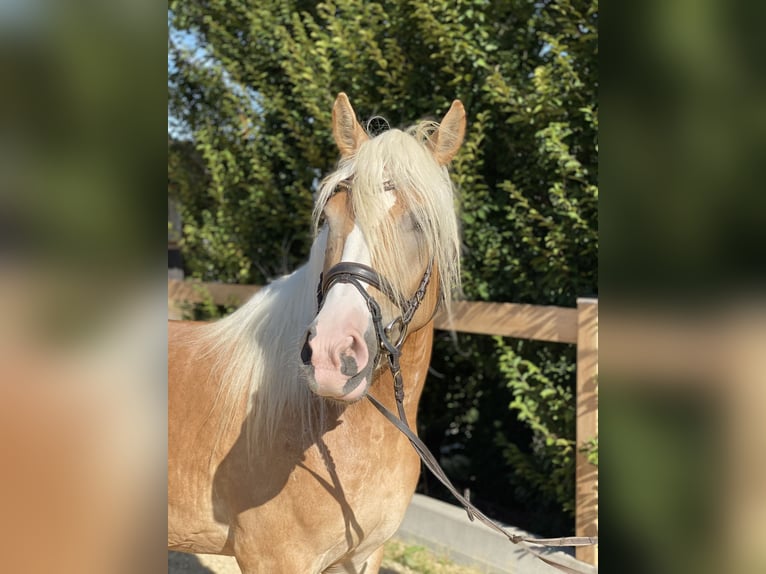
[{"left": 409, "top": 217, "right": 423, "bottom": 233}]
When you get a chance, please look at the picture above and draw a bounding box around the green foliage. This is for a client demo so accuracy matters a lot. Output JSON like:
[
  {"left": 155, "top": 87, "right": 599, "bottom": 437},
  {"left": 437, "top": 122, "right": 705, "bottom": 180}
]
[
  {"left": 497, "top": 339, "right": 577, "bottom": 514},
  {"left": 168, "top": 0, "right": 597, "bottom": 535},
  {"left": 583, "top": 436, "right": 599, "bottom": 466}
]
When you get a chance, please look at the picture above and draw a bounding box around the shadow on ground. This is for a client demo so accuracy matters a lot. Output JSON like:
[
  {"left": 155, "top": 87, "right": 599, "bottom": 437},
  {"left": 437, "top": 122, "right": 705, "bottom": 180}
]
[{"left": 168, "top": 552, "right": 218, "bottom": 573}]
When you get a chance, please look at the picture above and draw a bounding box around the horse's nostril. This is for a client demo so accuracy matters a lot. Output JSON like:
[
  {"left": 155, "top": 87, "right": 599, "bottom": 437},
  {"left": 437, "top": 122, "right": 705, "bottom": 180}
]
[{"left": 300, "top": 336, "right": 313, "bottom": 365}]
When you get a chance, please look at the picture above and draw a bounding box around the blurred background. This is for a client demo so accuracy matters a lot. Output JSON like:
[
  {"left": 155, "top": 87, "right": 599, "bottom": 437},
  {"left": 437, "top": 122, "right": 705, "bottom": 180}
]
[
  {"left": 1, "top": 0, "right": 764, "bottom": 573},
  {"left": 0, "top": 0, "right": 166, "bottom": 572},
  {"left": 601, "top": 1, "right": 766, "bottom": 572}
]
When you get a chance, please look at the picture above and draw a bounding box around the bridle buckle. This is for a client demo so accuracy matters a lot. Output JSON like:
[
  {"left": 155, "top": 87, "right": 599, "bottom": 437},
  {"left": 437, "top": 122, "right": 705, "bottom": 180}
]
[{"left": 383, "top": 316, "right": 408, "bottom": 349}]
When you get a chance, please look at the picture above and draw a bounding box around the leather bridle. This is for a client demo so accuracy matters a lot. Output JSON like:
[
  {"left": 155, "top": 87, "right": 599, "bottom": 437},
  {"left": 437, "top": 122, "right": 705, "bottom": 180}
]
[
  {"left": 315, "top": 182, "right": 597, "bottom": 572},
  {"left": 317, "top": 258, "right": 433, "bottom": 418}
]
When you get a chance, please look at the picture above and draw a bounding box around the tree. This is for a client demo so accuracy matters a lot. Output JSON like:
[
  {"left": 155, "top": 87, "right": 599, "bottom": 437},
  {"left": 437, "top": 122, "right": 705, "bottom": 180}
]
[{"left": 168, "top": 0, "right": 597, "bottom": 535}]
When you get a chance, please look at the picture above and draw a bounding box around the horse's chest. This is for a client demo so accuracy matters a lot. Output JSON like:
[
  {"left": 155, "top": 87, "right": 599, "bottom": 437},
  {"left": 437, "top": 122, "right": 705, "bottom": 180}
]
[
  {"left": 228, "top": 437, "right": 418, "bottom": 572},
  {"left": 312, "top": 433, "right": 419, "bottom": 525}
]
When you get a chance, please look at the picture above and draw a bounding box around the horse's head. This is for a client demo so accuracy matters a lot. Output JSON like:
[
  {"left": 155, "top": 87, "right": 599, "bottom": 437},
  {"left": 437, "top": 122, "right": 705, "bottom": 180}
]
[{"left": 301, "top": 93, "right": 466, "bottom": 402}]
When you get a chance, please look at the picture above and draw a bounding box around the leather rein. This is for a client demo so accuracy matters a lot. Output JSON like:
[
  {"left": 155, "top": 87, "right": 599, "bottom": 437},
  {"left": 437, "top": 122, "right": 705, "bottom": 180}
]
[{"left": 316, "top": 259, "right": 598, "bottom": 571}]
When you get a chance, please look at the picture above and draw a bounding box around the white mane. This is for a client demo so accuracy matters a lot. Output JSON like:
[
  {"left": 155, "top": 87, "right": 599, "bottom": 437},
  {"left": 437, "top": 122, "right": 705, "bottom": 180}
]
[{"left": 200, "top": 120, "right": 462, "bottom": 451}]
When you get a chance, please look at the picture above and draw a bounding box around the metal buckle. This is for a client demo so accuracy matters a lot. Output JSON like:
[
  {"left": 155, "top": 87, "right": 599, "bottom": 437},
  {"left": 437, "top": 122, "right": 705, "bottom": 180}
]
[{"left": 383, "top": 316, "right": 408, "bottom": 349}]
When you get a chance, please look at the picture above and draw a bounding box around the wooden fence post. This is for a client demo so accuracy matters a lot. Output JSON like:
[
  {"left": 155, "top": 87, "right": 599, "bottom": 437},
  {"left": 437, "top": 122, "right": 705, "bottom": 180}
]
[{"left": 576, "top": 297, "right": 598, "bottom": 566}]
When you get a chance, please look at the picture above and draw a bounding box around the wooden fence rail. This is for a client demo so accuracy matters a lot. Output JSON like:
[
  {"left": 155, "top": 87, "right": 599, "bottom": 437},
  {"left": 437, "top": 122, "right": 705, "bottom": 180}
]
[{"left": 167, "top": 279, "right": 598, "bottom": 566}]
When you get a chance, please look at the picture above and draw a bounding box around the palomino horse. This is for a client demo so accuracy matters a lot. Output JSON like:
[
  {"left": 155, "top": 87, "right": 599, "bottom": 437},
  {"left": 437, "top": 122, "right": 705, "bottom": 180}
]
[{"left": 168, "top": 93, "right": 465, "bottom": 573}]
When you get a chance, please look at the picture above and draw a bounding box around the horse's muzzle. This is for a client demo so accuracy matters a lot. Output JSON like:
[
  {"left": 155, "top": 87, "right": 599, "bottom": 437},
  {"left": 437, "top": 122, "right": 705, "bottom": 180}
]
[{"left": 300, "top": 321, "right": 377, "bottom": 402}]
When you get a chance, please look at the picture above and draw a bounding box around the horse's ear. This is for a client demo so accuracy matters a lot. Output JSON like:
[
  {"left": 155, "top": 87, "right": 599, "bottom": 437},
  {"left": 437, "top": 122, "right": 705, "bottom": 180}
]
[
  {"left": 332, "top": 93, "right": 369, "bottom": 156},
  {"left": 429, "top": 100, "right": 466, "bottom": 165}
]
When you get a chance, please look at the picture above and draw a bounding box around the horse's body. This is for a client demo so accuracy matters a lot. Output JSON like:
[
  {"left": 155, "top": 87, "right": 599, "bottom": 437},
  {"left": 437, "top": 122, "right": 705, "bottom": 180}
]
[
  {"left": 168, "top": 94, "right": 466, "bottom": 573},
  {"left": 168, "top": 320, "right": 431, "bottom": 572}
]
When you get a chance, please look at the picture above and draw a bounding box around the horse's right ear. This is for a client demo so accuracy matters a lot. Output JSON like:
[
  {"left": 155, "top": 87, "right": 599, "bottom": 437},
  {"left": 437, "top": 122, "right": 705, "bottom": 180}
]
[{"left": 332, "top": 93, "right": 369, "bottom": 156}]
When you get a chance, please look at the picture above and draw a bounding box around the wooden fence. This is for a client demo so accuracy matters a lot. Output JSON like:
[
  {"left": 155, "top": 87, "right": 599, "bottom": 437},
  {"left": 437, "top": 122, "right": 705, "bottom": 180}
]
[{"left": 167, "top": 279, "right": 598, "bottom": 566}]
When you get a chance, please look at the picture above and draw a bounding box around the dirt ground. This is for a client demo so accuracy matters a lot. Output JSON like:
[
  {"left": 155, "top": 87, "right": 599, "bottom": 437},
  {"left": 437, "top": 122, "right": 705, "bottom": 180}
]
[{"left": 167, "top": 551, "right": 404, "bottom": 574}]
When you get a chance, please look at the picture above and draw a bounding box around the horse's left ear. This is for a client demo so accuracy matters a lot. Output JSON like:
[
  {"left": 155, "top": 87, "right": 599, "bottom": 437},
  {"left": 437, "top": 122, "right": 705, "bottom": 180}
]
[{"left": 429, "top": 100, "right": 466, "bottom": 165}]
